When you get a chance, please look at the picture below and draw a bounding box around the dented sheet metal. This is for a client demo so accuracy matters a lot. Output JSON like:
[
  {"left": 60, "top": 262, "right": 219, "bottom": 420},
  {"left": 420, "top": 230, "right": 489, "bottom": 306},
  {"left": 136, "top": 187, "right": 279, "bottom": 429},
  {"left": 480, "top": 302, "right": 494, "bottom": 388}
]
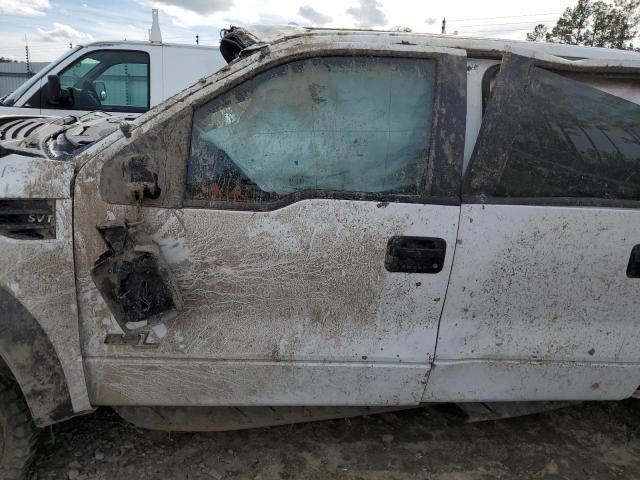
[
  {"left": 75, "top": 153, "right": 459, "bottom": 405},
  {"left": 69, "top": 34, "right": 468, "bottom": 407},
  {"left": 64, "top": 28, "right": 640, "bottom": 411},
  {"left": 91, "top": 223, "right": 183, "bottom": 332},
  {"left": 75, "top": 201, "right": 459, "bottom": 404}
]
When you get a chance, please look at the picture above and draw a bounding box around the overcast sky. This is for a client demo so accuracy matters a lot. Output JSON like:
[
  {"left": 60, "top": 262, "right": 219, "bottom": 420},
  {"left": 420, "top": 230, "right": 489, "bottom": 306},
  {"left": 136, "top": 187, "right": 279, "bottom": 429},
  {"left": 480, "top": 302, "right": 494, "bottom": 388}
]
[{"left": 0, "top": 0, "right": 571, "bottom": 62}]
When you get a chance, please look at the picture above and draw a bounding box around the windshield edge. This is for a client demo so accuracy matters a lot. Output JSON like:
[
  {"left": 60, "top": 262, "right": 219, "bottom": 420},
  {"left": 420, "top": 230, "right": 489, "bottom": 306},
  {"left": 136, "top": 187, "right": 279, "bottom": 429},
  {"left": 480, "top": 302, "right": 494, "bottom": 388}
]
[{"left": 1, "top": 46, "right": 83, "bottom": 106}]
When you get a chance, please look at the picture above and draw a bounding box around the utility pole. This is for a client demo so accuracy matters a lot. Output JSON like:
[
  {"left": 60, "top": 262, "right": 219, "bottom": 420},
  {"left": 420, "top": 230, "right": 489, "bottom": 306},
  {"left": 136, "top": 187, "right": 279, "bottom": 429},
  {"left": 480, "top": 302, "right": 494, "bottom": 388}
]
[
  {"left": 24, "top": 35, "right": 32, "bottom": 77},
  {"left": 441, "top": 18, "right": 446, "bottom": 34},
  {"left": 196, "top": 34, "right": 199, "bottom": 45}
]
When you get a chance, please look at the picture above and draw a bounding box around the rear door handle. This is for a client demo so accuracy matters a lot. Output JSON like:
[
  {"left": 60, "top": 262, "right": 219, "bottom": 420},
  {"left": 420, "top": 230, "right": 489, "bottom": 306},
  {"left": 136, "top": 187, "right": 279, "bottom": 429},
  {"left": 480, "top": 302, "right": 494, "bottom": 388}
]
[
  {"left": 385, "top": 236, "right": 446, "bottom": 274},
  {"left": 627, "top": 244, "right": 640, "bottom": 278}
]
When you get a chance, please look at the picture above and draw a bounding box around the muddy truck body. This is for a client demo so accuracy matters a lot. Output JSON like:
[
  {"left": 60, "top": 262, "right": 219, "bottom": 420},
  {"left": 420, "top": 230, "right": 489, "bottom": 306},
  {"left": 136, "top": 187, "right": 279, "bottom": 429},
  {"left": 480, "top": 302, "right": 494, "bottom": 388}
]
[{"left": 1, "top": 27, "right": 640, "bottom": 477}]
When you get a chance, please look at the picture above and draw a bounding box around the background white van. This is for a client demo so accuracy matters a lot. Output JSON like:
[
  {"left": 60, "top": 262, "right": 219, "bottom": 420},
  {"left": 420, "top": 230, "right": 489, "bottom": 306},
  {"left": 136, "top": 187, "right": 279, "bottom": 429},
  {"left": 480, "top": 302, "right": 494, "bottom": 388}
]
[{"left": 0, "top": 10, "right": 225, "bottom": 117}]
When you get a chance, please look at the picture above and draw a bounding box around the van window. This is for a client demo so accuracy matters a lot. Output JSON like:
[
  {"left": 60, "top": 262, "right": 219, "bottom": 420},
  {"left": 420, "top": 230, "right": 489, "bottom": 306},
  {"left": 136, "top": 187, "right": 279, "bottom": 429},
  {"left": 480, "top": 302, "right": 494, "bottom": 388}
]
[
  {"left": 92, "top": 62, "right": 149, "bottom": 109},
  {"left": 53, "top": 50, "right": 149, "bottom": 112},
  {"left": 0, "top": 47, "right": 82, "bottom": 107},
  {"left": 185, "top": 56, "right": 436, "bottom": 206},
  {"left": 468, "top": 65, "right": 640, "bottom": 201}
]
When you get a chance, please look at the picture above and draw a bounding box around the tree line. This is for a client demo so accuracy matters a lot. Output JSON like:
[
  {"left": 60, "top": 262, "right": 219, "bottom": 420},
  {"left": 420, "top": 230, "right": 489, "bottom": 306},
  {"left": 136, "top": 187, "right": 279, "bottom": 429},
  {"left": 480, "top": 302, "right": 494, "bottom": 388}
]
[{"left": 527, "top": 0, "right": 639, "bottom": 49}]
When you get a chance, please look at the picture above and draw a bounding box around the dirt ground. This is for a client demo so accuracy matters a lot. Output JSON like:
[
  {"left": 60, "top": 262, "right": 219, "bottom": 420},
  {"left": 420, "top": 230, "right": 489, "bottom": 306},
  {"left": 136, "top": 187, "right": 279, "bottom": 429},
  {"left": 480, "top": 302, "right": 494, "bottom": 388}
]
[{"left": 31, "top": 400, "right": 640, "bottom": 480}]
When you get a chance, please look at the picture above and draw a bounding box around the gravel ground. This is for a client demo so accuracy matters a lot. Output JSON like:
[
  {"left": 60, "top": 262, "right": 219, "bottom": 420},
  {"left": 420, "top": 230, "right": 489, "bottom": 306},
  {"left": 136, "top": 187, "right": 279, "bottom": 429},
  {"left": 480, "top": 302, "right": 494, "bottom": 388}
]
[{"left": 31, "top": 400, "right": 640, "bottom": 480}]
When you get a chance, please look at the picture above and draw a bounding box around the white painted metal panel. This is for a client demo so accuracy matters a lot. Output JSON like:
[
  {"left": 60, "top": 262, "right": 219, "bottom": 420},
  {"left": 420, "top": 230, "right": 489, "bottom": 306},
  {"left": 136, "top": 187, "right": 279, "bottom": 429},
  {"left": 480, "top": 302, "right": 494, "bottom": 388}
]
[
  {"left": 426, "top": 203, "right": 640, "bottom": 400},
  {"left": 161, "top": 45, "right": 224, "bottom": 100},
  {"left": 72, "top": 35, "right": 465, "bottom": 407},
  {"left": 86, "top": 359, "right": 428, "bottom": 406},
  {"left": 438, "top": 204, "right": 640, "bottom": 363},
  {"left": 74, "top": 147, "right": 460, "bottom": 405},
  {"left": 74, "top": 196, "right": 459, "bottom": 365},
  {"left": 75, "top": 199, "right": 458, "bottom": 405},
  {"left": 0, "top": 156, "right": 91, "bottom": 412},
  {"left": 424, "top": 360, "right": 640, "bottom": 402},
  {"left": 0, "top": 155, "right": 73, "bottom": 199}
]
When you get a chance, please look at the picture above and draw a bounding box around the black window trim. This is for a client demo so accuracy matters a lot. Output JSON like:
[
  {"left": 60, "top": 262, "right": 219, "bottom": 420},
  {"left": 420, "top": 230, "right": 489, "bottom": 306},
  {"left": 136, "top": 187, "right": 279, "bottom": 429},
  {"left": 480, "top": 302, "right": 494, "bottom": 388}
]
[
  {"left": 183, "top": 49, "right": 467, "bottom": 212},
  {"left": 481, "top": 63, "right": 500, "bottom": 115},
  {"left": 463, "top": 53, "right": 640, "bottom": 209},
  {"left": 28, "top": 49, "right": 151, "bottom": 114}
]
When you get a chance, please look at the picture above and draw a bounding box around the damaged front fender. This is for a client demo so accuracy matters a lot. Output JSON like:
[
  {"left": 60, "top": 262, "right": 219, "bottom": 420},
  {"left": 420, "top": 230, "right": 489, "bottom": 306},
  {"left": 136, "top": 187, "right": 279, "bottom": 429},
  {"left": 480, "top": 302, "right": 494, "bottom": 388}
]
[{"left": 91, "top": 222, "right": 183, "bottom": 333}]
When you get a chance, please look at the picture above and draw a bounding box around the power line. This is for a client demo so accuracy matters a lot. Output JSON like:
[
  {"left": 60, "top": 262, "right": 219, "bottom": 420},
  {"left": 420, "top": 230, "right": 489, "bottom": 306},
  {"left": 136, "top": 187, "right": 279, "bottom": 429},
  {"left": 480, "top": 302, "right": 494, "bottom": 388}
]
[
  {"left": 448, "top": 11, "right": 563, "bottom": 22},
  {"left": 456, "top": 28, "right": 548, "bottom": 35},
  {"left": 457, "top": 21, "right": 559, "bottom": 32},
  {"left": 452, "top": 19, "right": 562, "bottom": 28}
]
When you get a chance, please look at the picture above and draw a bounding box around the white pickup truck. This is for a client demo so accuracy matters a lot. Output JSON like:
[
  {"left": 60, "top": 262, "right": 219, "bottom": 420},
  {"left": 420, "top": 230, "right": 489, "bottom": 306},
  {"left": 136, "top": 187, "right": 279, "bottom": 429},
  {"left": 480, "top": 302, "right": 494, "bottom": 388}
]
[
  {"left": 0, "top": 11, "right": 224, "bottom": 118},
  {"left": 1, "top": 26, "right": 640, "bottom": 479}
]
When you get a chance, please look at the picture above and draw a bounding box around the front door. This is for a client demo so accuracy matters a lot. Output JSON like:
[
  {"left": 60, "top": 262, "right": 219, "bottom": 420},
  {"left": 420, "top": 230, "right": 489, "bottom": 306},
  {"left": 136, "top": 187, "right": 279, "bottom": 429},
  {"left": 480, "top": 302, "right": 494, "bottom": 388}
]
[{"left": 73, "top": 43, "right": 467, "bottom": 407}]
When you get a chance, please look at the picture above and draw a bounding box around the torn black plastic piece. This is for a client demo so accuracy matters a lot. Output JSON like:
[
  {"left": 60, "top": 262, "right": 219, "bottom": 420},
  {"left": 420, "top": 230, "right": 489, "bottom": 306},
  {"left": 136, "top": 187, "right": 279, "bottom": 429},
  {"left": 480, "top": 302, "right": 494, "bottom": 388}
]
[
  {"left": 219, "top": 26, "right": 259, "bottom": 63},
  {"left": 91, "top": 222, "right": 183, "bottom": 332}
]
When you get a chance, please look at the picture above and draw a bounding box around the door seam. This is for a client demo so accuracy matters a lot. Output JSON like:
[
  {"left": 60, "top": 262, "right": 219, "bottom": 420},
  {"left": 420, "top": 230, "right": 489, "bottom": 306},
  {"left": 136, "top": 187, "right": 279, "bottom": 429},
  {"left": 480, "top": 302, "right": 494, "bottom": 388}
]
[{"left": 420, "top": 203, "right": 463, "bottom": 399}]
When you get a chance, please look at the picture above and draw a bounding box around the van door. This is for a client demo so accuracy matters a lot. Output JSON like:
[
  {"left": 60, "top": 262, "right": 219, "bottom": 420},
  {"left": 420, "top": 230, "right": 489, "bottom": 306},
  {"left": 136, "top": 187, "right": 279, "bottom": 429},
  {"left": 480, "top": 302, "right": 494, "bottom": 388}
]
[
  {"left": 39, "top": 49, "right": 151, "bottom": 116},
  {"left": 426, "top": 54, "right": 640, "bottom": 402},
  {"left": 73, "top": 46, "right": 467, "bottom": 407}
]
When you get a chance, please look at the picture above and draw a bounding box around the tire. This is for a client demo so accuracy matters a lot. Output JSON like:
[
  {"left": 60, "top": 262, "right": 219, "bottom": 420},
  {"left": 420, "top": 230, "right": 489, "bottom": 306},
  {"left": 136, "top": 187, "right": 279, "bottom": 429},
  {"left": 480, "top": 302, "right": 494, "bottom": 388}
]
[{"left": 0, "top": 376, "right": 39, "bottom": 480}]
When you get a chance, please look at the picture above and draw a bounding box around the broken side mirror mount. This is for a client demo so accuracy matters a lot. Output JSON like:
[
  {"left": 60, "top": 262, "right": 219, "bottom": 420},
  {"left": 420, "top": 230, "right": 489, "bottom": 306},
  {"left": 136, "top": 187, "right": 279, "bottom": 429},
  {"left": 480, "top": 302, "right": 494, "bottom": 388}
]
[
  {"left": 91, "top": 222, "right": 183, "bottom": 333},
  {"left": 126, "top": 154, "right": 161, "bottom": 203}
]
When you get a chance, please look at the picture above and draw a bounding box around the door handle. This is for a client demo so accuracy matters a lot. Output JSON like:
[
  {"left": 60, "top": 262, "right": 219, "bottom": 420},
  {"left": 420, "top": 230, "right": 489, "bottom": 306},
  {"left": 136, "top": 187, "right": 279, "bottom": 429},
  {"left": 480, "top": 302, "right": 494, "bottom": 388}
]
[
  {"left": 627, "top": 244, "right": 640, "bottom": 278},
  {"left": 385, "top": 236, "right": 446, "bottom": 274}
]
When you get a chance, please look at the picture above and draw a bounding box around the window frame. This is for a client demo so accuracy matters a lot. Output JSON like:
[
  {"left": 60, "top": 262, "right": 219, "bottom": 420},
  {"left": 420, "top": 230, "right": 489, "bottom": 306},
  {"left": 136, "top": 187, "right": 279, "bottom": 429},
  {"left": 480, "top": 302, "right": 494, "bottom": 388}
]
[
  {"left": 183, "top": 48, "right": 467, "bottom": 212},
  {"left": 29, "top": 49, "right": 151, "bottom": 113},
  {"left": 481, "top": 63, "right": 500, "bottom": 115},
  {"left": 463, "top": 53, "right": 640, "bottom": 208}
]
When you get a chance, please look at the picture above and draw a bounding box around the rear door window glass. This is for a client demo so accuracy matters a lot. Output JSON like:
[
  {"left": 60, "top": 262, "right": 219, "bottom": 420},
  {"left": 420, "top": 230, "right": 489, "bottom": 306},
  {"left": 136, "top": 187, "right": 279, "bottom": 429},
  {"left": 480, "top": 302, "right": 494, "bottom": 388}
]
[{"left": 468, "top": 62, "right": 640, "bottom": 201}]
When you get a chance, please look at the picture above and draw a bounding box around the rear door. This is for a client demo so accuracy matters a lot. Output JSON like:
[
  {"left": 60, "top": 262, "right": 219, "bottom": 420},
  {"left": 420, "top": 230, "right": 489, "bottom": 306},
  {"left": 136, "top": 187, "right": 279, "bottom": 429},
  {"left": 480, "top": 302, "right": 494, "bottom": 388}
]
[
  {"left": 426, "top": 54, "right": 640, "bottom": 402},
  {"left": 73, "top": 43, "right": 467, "bottom": 407}
]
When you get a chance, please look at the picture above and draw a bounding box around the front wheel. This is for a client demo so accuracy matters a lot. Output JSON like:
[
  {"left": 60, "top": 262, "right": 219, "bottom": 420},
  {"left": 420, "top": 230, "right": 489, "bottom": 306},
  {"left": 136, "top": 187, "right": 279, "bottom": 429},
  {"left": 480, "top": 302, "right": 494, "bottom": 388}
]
[{"left": 0, "top": 376, "right": 38, "bottom": 479}]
